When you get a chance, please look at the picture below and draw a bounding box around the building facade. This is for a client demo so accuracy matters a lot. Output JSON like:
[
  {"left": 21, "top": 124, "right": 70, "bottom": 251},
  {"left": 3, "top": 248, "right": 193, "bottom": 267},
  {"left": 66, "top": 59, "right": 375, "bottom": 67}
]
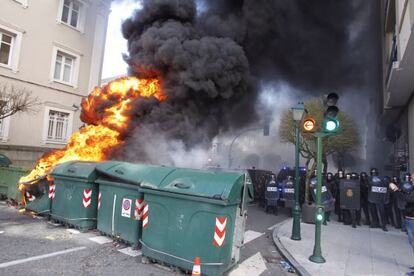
[
  {"left": 382, "top": 0, "right": 414, "bottom": 174},
  {"left": 0, "top": 0, "right": 111, "bottom": 167}
]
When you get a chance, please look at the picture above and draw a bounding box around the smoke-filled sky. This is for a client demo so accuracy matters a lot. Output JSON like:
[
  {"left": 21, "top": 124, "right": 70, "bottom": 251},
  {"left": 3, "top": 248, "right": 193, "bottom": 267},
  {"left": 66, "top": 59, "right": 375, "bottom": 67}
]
[{"left": 102, "top": 0, "right": 383, "bottom": 171}]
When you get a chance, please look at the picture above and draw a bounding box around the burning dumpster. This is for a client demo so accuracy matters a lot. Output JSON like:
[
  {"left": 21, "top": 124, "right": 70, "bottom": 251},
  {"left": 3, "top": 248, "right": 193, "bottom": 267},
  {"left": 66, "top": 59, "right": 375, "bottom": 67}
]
[{"left": 50, "top": 161, "right": 99, "bottom": 231}]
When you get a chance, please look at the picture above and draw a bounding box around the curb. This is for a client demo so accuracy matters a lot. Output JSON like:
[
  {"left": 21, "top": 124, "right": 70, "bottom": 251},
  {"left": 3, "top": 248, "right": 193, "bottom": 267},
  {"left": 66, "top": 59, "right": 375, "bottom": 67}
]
[{"left": 272, "top": 219, "right": 312, "bottom": 276}]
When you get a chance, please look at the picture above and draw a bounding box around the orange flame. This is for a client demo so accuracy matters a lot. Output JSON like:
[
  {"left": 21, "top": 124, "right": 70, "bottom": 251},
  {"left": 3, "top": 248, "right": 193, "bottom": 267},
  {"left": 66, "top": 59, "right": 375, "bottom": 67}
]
[{"left": 19, "top": 77, "right": 164, "bottom": 187}]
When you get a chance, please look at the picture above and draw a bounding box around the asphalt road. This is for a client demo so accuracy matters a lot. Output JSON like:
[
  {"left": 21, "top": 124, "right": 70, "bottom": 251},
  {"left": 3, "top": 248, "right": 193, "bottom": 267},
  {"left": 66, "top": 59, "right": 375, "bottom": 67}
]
[{"left": 0, "top": 200, "right": 293, "bottom": 276}]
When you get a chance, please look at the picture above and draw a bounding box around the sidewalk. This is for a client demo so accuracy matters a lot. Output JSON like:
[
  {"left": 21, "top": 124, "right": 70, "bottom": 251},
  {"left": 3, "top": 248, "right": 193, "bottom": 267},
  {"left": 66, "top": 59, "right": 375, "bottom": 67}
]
[{"left": 273, "top": 218, "right": 414, "bottom": 276}]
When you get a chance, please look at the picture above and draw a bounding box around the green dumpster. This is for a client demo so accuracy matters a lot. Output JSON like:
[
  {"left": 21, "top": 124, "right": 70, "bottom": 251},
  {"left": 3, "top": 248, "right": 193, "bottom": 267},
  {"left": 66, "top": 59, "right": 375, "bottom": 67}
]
[
  {"left": 24, "top": 178, "right": 53, "bottom": 216},
  {"left": 0, "top": 166, "right": 28, "bottom": 202},
  {"left": 140, "top": 168, "right": 250, "bottom": 276},
  {"left": 50, "top": 161, "right": 99, "bottom": 230},
  {"left": 95, "top": 161, "right": 175, "bottom": 247}
]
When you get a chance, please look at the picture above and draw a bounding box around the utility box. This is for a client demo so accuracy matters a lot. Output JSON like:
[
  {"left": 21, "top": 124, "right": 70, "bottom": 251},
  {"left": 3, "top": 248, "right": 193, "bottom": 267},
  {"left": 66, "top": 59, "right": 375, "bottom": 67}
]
[
  {"left": 140, "top": 168, "right": 250, "bottom": 276},
  {"left": 0, "top": 166, "right": 28, "bottom": 202},
  {"left": 94, "top": 161, "right": 173, "bottom": 247},
  {"left": 50, "top": 161, "right": 99, "bottom": 231}
]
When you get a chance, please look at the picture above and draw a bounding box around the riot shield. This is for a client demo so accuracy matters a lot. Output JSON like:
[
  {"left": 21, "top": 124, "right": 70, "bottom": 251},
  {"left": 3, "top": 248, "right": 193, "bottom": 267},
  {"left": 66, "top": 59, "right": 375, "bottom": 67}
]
[
  {"left": 265, "top": 178, "right": 279, "bottom": 202},
  {"left": 281, "top": 180, "right": 295, "bottom": 208},
  {"left": 339, "top": 179, "right": 360, "bottom": 210},
  {"left": 310, "top": 178, "right": 335, "bottom": 211},
  {"left": 368, "top": 176, "right": 389, "bottom": 204}
]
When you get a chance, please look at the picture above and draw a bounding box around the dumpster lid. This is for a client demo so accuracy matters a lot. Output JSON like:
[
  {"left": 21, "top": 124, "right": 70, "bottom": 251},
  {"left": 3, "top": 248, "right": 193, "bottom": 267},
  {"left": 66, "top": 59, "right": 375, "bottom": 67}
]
[
  {"left": 141, "top": 168, "right": 245, "bottom": 204},
  {"left": 50, "top": 161, "right": 98, "bottom": 180},
  {"left": 95, "top": 161, "right": 176, "bottom": 186}
]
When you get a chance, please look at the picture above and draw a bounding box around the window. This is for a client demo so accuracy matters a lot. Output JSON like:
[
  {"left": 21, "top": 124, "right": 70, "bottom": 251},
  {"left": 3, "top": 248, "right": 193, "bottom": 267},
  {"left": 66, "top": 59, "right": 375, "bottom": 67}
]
[
  {"left": 53, "top": 51, "right": 74, "bottom": 83},
  {"left": 0, "top": 116, "right": 11, "bottom": 142},
  {"left": 60, "top": 0, "right": 83, "bottom": 29},
  {"left": 50, "top": 46, "right": 80, "bottom": 87},
  {"left": 0, "top": 24, "right": 23, "bottom": 72},
  {"left": 0, "top": 32, "right": 14, "bottom": 66},
  {"left": 46, "top": 110, "right": 70, "bottom": 142}
]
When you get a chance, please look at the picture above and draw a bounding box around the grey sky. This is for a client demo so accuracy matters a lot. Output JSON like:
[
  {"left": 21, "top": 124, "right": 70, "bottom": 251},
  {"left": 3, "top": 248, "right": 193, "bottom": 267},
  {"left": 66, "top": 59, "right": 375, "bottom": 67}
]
[{"left": 101, "top": 1, "right": 141, "bottom": 79}]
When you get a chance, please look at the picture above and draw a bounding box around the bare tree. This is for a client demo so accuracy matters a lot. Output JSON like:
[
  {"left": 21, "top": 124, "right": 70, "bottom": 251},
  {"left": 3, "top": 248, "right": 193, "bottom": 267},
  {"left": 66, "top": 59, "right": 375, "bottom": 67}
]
[{"left": 0, "top": 84, "right": 40, "bottom": 120}]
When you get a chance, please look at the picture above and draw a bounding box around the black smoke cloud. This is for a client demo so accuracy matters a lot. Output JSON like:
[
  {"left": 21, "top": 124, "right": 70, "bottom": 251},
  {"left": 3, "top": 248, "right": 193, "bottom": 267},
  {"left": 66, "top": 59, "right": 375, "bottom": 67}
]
[
  {"left": 116, "top": 0, "right": 382, "bottom": 167},
  {"left": 197, "top": 0, "right": 380, "bottom": 93},
  {"left": 119, "top": 0, "right": 257, "bottom": 161}
]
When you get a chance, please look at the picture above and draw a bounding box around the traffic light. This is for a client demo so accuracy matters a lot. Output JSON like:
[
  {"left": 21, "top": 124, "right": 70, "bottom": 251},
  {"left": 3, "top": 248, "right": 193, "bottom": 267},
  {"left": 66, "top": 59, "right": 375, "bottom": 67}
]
[
  {"left": 302, "top": 116, "right": 316, "bottom": 133},
  {"left": 315, "top": 206, "right": 324, "bottom": 222},
  {"left": 323, "top": 93, "right": 339, "bottom": 133}
]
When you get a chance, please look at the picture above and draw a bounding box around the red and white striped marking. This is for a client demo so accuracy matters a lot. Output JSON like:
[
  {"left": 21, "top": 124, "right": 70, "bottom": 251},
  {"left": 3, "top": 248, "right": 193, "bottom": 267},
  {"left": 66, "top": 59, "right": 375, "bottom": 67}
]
[
  {"left": 97, "top": 192, "right": 101, "bottom": 210},
  {"left": 134, "top": 198, "right": 145, "bottom": 220},
  {"left": 142, "top": 203, "right": 149, "bottom": 229},
  {"left": 48, "top": 184, "right": 56, "bottom": 199},
  {"left": 213, "top": 217, "right": 227, "bottom": 247},
  {"left": 82, "top": 189, "right": 92, "bottom": 208},
  {"left": 26, "top": 192, "right": 35, "bottom": 202}
]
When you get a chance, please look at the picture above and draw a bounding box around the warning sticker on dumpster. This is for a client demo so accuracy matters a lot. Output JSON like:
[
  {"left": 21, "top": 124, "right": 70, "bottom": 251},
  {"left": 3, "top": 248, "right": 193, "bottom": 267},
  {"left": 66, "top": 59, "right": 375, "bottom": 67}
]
[{"left": 121, "top": 198, "right": 132, "bottom": 218}]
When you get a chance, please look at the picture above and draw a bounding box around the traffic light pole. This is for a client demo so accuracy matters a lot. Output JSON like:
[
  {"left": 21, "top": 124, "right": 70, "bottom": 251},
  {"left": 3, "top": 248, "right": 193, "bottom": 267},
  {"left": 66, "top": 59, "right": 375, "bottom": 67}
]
[
  {"left": 309, "top": 132, "right": 328, "bottom": 263},
  {"left": 291, "top": 122, "right": 301, "bottom": 240}
]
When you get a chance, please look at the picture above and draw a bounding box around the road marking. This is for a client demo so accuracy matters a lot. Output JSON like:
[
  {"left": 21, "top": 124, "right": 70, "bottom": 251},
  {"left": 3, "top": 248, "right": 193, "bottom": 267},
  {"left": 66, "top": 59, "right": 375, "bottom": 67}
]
[
  {"left": 244, "top": 230, "right": 264, "bottom": 244},
  {"left": 118, "top": 247, "right": 141, "bottom": 257},
  {"left": 0, "top": 247, "right": 86, "bottom": 268},
  {"left": 267, "top": 223, "right": 278, "bottom": 230},
  {"left": 89, "top": 236, "right": 112, "bottom": 244},
  {"left": 66, "top": 229, "right": 80, "bottom": 234},
  {"left": 229, "top": 252, "right": 267, "bottom": 275}
]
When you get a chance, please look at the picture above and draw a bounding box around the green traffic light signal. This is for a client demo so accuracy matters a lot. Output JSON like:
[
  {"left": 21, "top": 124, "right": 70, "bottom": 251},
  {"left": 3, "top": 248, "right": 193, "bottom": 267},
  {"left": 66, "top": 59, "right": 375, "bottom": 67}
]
[{"left": 323, "top": 118, "right": 339, "bottom": 133}]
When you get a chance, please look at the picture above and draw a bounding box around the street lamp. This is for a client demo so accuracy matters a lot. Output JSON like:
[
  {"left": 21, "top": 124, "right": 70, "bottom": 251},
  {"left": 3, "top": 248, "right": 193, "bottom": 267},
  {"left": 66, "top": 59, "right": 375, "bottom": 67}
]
[{"left": 291, "top": 102, "right": 305, "bottom": 241}]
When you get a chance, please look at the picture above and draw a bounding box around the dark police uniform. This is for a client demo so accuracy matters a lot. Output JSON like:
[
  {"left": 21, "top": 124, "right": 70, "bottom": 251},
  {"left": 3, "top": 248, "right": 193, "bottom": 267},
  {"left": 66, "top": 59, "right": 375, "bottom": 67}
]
[
  {"left": 359, "top": 172, "right": 371, "bottom": 225},
  {"left": 368, "top": 168, "right": 390, "bottom": 232}
]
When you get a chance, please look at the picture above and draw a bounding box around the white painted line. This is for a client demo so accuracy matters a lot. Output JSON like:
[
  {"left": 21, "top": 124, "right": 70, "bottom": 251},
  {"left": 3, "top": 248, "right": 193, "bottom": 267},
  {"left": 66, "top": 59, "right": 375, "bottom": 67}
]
[
  {"left": 34, "top": 216, "right": 43, "bottom": 220},
  {"left": 88, "top": 236, "right": 113, "bottom": 244},
  {"left": 0, "top": 247, "right": 86, "bottom": 268},
  {"left": 118, "top": 247, "right": 142, "bottom": 257},
  {"left": 0, "top": 231, "right": 4, "bottom": 234},
  {"left": 267, "top": 224, "right": 278, "bottom": 230},
  {"left": 244, "top": 230, "right": 265, "bottom": 245},
  {"left": 229, "top": 252, "right": 267, "bottom": 275},
  {"left": 47, "top": 221, "right": 61, "bottom": 227},
  {"left": 66, "top": 229, "right": 80, "bottom": 234}
]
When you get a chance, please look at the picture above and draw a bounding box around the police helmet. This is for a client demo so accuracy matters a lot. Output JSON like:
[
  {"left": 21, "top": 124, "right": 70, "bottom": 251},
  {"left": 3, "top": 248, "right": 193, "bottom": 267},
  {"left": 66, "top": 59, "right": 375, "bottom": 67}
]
[
  {"left": 327, "top": 172, "right": 333, "bottom": 180},
  {"left": 370, "top": 168, "right": 379, "bottom": 176},
  {"left": 345, "top": 173, "right": 351, "bottom": 180},
  {"left": 351, "top": 172, "right": 358, "bottom": 180},
  {"left": 338, "top": 169, "right": 344, "bottom": 178},
  {"left": 287, "top": 175, "right": 293, "bottom": 181},
  {"left": 401, "top": 181, "right": 414, "bottom": 194}
]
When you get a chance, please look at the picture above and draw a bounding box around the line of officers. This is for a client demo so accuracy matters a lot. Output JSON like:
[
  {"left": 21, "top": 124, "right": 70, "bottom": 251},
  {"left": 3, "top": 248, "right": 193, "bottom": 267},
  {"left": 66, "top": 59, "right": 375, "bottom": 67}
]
[{"left": 321, "top": 168, "right": 414, "bottom": 232}]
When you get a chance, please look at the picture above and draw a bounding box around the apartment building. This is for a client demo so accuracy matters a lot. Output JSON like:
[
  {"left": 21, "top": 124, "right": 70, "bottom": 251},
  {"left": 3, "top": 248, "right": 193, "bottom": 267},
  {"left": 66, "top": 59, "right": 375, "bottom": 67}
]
[
  {"left": 382, "top": 0, "right": 414, "bottom": 173},
  {"left": 0, "top": 0, "right": 111, "bottom": 167}
]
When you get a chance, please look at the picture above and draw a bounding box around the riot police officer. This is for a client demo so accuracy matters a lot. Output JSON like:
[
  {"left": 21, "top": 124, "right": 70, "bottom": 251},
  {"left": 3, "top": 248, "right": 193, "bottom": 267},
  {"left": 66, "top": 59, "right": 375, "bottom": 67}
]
[
  {"left": 384, "top": 176, "right": 396, "bottom": 227},
  {"left": 400, "top": 172, "right": 414, "bottom": 251},
  {"left": 368, "top": 168, "right": 390, "bottom": 232},
  {"left": 359, "top": 172, "right": 371, "bottom": 225},
  {"left": 390, "top": 174, "right": 410, "bottom": 231},
  {"left": 334, "top": 169, "right": 345, "bottom": 222},
  {"left": 340, "top": 172, "right": 361, "bottom": 228},
  {"left": 391, "top": 176, "right": 402, "bottom": 229},
  {"left": 309, "top": 173, "right": 335, "bottom": 225}
]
